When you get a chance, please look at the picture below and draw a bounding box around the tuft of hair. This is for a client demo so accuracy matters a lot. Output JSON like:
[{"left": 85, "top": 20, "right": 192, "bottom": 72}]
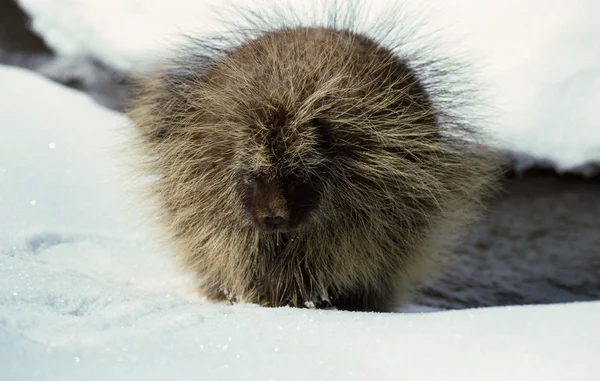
[{"left": 126, "top": 0, "right": 504, "bottom": 312}]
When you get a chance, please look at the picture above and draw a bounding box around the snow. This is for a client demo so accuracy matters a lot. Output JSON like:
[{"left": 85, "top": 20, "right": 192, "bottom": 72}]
[
  {"left": 1, "top": 64, "right": 600, "bottom": 380},
  {"left": 16, "top": 0, "right": 600, "bottom": 174}
]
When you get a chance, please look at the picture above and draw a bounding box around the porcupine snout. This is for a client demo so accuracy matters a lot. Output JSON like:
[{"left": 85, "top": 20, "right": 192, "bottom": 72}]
[{"left": 241, "top": 170, "right": 322, "bottom": 234}]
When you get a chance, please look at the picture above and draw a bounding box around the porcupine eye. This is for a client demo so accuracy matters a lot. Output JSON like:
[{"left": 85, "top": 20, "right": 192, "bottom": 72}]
[
  {"left": 310, "top": 118, "right": 335, "bottom": 155},
  {"left": 293, "top": 172, "right": 309, "bottom": 185},
  {"left": 240, "top": 172, "right": 255, "bottom": 186},
  {"left": 280, "top": 171, "right": 322, "bottom": 227}
]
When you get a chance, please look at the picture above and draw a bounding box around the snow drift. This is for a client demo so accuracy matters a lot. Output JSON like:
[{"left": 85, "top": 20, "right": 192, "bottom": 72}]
[
  {"left": 15, "top": 0, "right": 600, "bottom": 173},
  {"left": 1, "top": 64, "right": 599, "bottom": 381}
]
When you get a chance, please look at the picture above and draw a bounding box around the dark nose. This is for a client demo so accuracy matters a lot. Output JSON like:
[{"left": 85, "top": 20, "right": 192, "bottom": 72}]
[{"left": 264, "top": 216, "right": 285, "bottom": 230}]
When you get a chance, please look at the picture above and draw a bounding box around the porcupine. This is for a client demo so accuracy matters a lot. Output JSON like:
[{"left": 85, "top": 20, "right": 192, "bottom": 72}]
[{"left": 126, "top": 2, "right": 502, "bottom": 312}]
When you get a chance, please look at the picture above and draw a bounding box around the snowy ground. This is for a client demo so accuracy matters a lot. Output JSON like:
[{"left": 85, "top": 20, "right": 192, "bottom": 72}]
[
  {"left": 1, "top": 64, "right": 600, "bottom": 380},
  {"left": 16, "top": 0, "right": 600, "bottom": 173}
]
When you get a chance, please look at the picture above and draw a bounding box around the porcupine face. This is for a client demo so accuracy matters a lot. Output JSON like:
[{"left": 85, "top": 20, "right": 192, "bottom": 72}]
[
  {"left": 234, "top": 115, "right": 331, "bottom": 234},
  {"left": 212, "top": 27, "right": 436, "bottom": 236}
]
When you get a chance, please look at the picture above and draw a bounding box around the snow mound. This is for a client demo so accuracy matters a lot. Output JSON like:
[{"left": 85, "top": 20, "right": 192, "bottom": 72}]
[
  {"left": 17, "top": 0, "right": 600, "bottom": 173},
  {"left": 1, "top": 64, "right": 599, "bottom": 380}
]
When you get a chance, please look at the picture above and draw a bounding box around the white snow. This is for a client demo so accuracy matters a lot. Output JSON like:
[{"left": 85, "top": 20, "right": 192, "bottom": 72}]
[
  {"left": 1, "top": 65, "right": 600, "bottom": 380},
  {"left": 17, "top": 0, "right": 600, "bottom": 173}
]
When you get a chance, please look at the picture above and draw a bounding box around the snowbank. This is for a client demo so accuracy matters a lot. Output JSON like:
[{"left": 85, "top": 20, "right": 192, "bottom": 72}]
[
  {"left": 1, "top": 64, "right": 599, "bottom": 380},
  {"left": 0, "top": 65, "right": 137, "bottom": 244},
  {"left": 17, "top": 0, "right": 600, "bottom": 174}
]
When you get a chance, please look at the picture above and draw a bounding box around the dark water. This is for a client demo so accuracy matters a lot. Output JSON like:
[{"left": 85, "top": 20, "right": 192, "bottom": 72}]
[{"left": 420, "top": 172, "right": 600, "bottom": 309}]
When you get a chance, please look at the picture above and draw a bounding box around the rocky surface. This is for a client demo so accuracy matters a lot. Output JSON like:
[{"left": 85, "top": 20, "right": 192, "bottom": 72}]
[
  {"left": 3, "top": 0, "right": 598, "bottom": 309},
  {"left": 0, "top": 0, "right": 130, "bottom": 111},
  {"left": 0, "top": 0, "right": 50, "bottom": 53},
  {"left": 419, "top": 170, "right": 600, "bottom": 308}
]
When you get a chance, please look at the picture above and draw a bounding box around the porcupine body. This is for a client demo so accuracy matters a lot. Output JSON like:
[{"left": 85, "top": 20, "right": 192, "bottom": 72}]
[{"left": 127, "top": 3, "right": 501, "bottom": 312}]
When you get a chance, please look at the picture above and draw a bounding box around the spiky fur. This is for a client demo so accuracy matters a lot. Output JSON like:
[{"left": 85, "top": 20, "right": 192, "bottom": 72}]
[{"left": 126, "top": 2, "right": 502, "bottom": 312}]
